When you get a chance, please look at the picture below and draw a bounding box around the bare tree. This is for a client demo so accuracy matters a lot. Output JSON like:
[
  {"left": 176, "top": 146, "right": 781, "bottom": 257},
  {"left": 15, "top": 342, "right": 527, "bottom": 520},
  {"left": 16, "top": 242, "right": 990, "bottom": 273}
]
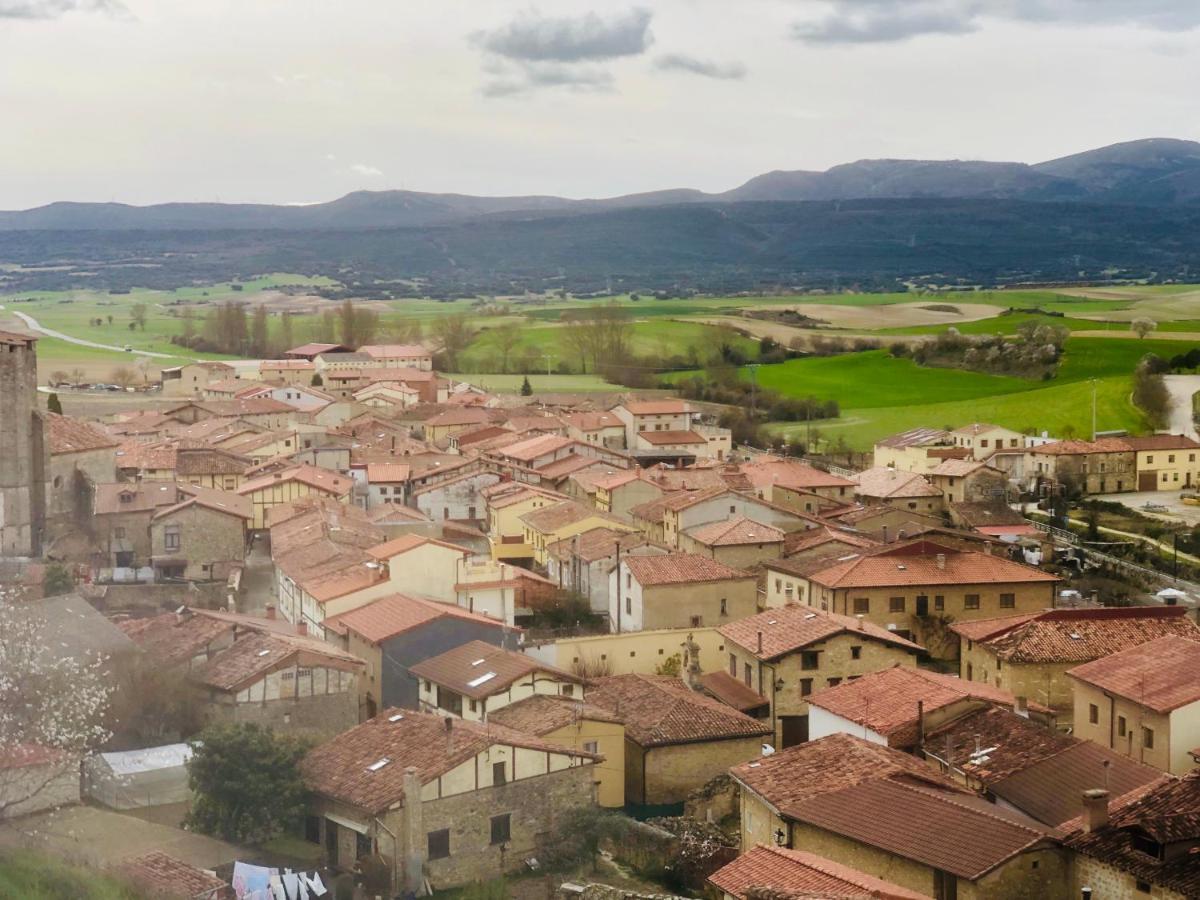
[
  {"left": 1132, "top": 317, "right": 1157, "bottom": 339},
  {"left": 69, "top": 367, "right": 85, "bottom": 386},
  {"left": 130, "top": 302, "right": 148, "bottom": 331},
  {"left": 0, "top": 593, "right": 113, "bottom": 820},
  {"left": 432, "top": 313, "right": 477, "bottom": 370},
  {"left": 492, "top": 321, "right": 523, "bottom": 373},
  {"left": 110, "top": 366, "right": 136, "bottom": 389}
]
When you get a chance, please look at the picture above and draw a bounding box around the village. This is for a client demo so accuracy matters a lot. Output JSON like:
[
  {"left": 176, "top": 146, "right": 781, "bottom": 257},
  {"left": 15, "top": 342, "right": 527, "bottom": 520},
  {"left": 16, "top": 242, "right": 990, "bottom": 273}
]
[{"left": 4, "top": 328, "right": 1200, "bottom": 900}]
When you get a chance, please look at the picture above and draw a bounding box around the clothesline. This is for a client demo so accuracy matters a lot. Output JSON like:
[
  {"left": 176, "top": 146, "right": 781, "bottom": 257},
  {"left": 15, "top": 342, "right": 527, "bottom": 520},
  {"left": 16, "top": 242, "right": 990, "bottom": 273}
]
[{"left": 231, "top": 861, "right": 327, "bottom": 900}]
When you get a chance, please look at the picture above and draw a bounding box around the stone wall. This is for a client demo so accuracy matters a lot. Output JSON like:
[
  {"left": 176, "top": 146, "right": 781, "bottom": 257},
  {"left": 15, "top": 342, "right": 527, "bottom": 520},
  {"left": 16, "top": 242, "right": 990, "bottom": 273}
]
[
  {"left": 0, "top": 336, "right": 48, "bottom": 557},
  {"left": 1072, "top": 853, "right": 1186, "bottom": 900},
  {"left": 636, "top": 736, "right": 765, "bottom": 806},
  {"left": 89, "top": 581, "right": 229, "bottom": 611},
  {"left": 207, "top": 684, "right": 357, "bottom": 742}
]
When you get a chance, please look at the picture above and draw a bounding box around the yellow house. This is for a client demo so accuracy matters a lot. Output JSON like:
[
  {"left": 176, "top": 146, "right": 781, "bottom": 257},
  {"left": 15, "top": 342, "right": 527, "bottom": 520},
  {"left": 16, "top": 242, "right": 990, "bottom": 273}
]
[
  {"left": 238, "top": 464, "right": 353, "bottom": 529},
  {"left": 519, "top": 499, "right": 636, "bottom": 566},
  {"left": 489, "top": 694, "right": 627, "bottom": 807},
  {"left": 367, "top": 533, "right": 474, "bottom": 604},
  {"left": 709, "top": 846, "right": 932, "bottom": 900},
  {"left": 1125, "top": 434, "right": 1200, "bottom": 491},
  {"left": 715, "top": 604, "right": 922, "bottom": 749},
  {"left": 1068, "top": 634, "right": 1200, "bottom": 776},
  {"left": 484, "top": 483, "right": 568, "bottom": 562},
  {"left": 872, "top": 427, "right": 961, "bottom": 473}
]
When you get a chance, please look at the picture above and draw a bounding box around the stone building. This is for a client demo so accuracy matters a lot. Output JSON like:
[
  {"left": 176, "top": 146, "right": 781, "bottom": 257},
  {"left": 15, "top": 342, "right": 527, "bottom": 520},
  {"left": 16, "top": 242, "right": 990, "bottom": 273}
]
[
  {"left": 0, "top": 330, "right": 48, "bottom": 557},
  {"left": 45, "top": 412, "right": 118, "bottom": 525}
]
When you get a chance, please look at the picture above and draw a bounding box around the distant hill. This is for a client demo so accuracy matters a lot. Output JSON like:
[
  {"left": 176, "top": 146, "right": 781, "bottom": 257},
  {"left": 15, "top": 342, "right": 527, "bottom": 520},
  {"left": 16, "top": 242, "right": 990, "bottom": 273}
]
[{"left": 1, "top": 138, "right": 1198, "bottom": 232}]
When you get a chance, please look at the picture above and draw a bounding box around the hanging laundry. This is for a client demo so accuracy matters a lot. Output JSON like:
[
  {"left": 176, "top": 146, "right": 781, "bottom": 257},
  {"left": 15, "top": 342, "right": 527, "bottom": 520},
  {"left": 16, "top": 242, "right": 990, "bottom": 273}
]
[
  {"left": 305, "top": 872, "right": 327, "bottom": 897},
  {"left": 233, "top": 862, "right": 274, "bottom": 899},
  {"left": 282, "top": 872, "right": 300, "bottom": 900},
  {"left": 268, "top": 874, "right": 287, "bottom": 900}
]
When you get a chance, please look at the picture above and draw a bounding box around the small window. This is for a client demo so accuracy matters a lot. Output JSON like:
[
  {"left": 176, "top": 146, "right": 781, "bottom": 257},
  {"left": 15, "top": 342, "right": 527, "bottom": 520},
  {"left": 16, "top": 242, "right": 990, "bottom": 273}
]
[
  {"left": 826, "top": 677, "right": 842, "bottom": 687},
  {"left": 889, "top": 596, "right": 905, "bottom": 613},
  {"left": 493, "top": 762, "right": 506, "bottom": 786},
  {"left": 114, "top": 526, "right": 127, "bottom": 539},
  {"left": 720, "top": 598, "right": 728, "bottom": 616},
  {"left": 428, "top": 829, "right": 450, "bottom": 860},
  {"left": 964, "top": 594, "right": 980, "bottom": 610},
  {"left": 164, "top": 525, "right": 181, "bottom": 551},
  {"left": 999, "top": 593, "right": 1015, "bottom": 609},
  {"left": 625, "top": 596, "right": 631, "bottom": 615},
  {"left": 852, "top": 597, "right": 869, "bottom": 614},
  {"left": 583, "top": 740, "right": 598, "bottom": 754},
  {"left": 1088, "top": 703, "right": 1099, "bottom": 725},
  {"left": 490, "top": 813, "right": 511, "bottom": 845},
  {"left": 690, "top": 615, "right": 702, "bottom": 627},
  {"left": 934, "top": 595, "right": 945, "bottom": 611},
  {"left": 469, "top": 699, "right": 478, "bottom": 713},
  {"left": 850, "top": 646, "right": 862, "bottom": 660},
  {"left": 1118, "top": 716, "right": 1127, "bottom": 737},
  {"left": 729, "top": 654, "right": 737, "bottom": 676},
  {"left": 799, "top": 678, "right": 813, "bottom": 697},
  {"left": 1143, "top": 726, "right": 1155, "bottom": 749},
  {"left": 743, "top": 663, "right": 752, "bottom": 687},
  {"left": 800, "top": 651, "right": 819, "bottom": 671},
  {"left": 561, "top": 684, "right": 574, "bottom": 697}
]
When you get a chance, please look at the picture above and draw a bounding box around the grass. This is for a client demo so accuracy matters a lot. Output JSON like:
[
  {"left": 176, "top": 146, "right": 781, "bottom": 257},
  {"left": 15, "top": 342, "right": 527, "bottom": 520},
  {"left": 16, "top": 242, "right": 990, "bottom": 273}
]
[
  {"left": 1057, "top": 336, "right": 1200, "bottom": 381},
  {"left": 446, "top": 372, "right": 615, "bottom": 393},
  {"left": 0, "top": 851, "right": 143, "bottom": 900}
]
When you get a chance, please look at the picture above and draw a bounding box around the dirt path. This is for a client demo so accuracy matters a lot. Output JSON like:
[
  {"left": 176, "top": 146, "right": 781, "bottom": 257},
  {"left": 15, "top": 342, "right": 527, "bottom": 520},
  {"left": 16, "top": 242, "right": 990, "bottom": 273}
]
[
  {"left": 691, "top": 316, "right": 930, "bottom": 345},
  {"left": 0, "top": 304, "right": 178, "bottom": 358}
]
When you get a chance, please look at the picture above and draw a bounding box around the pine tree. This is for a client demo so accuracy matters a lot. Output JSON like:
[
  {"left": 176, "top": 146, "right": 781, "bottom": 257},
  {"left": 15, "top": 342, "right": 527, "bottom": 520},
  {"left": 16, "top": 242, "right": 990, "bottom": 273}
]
[
  {"left": 520, "top": 376, "right": 533, "bottom": 396},
  {"left": 46, "top": 392, "right": 62, "bottom": 414}
]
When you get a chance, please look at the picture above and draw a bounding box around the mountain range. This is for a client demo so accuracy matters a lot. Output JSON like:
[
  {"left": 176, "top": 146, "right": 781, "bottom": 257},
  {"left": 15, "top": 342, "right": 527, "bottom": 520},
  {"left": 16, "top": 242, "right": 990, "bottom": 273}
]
[{"left": 2, "top": 138, "right": 1199, "bottom": 231}]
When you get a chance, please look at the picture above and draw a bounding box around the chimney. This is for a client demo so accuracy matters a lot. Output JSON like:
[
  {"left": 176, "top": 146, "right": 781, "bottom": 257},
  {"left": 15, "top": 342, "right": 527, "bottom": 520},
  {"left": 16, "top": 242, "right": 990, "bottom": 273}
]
[
  {"left": 265, "top": 604, "right": 277, "bottom": 620},
  {"left": 881, "top": 525, "right": 889, "bottom": 543},
  {"left": 1014, "top": 695, "right": 1029, "bottom": 718},
  {"left": 444, "top": 715, "right": 453, "bottom": 751},
  {"left": 1081, "top": 789, "right": 1110, "bottom": 833},
  {"left": 295, "top": 621, "right": 308, "bottom": 637},
  {"left": 401, "top": 766, "right": 425, "bottom": 897},
  {"left": 757, "top": 631, "right": 763, "bottom": 655},
  {"left": 857, "top": 614, "right": 865, "bottom": 631},
  {"left": 935, "top": 553, "right": 946, "bottom": 571},
  {"left": 916, "top": 700, "right": 925, "bottom": 751}
]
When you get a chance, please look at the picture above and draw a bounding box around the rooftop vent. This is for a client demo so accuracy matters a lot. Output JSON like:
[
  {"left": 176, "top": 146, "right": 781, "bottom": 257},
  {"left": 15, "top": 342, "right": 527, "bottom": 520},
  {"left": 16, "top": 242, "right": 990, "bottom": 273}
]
[
  {"left": 366, "top": 757, "right": 391, "bottom": 772},
  {"left": 256, "top": 649, "right": 272, "bottom": 657},
  {"left": 388, "top": 713, "right": 404, "bottom": 722},
  {"left": 467, "top": 671, "right": 497, "bottom": 688}
]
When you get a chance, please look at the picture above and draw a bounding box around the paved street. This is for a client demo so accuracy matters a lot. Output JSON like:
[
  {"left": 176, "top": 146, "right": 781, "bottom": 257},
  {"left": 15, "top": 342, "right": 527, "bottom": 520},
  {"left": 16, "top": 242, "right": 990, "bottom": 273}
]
[
  {"left": 1164, "top": 374, "right": 1200, "bottom": 440},
  {"left": 1094, "top": 489, "right": 1200, "bottom": 526}
]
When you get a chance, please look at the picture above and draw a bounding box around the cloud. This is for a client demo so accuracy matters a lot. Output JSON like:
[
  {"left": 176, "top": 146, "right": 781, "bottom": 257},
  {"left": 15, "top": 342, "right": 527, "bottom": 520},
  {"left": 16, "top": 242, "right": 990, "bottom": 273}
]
[
  {"left": 348, "top": 163, "right": 383, "bottom": 177},
  {"left": 473, "top": 7, "right": 653, "bottom": 62},
  {"left": 790, "top": 0, "right": 1200, "bottom": 45},
  {"left": 0, "top": 0, "right": 122, "bottom": 18},
  {"left": 482, "top": 62, "right": 615, "bottom": 98},
  {"left": 654, "top": 53, "right": 747, "bottom": 80}
]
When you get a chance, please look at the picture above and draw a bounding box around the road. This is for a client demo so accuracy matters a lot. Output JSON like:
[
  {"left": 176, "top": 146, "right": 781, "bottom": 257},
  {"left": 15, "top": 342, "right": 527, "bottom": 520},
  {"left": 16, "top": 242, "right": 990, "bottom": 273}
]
[
  {"left": 0, "top": 304, "right": 176, "bottom": 359},
  {"left": 1164, "top": 374, "right": 1200, "bottom": 440}
]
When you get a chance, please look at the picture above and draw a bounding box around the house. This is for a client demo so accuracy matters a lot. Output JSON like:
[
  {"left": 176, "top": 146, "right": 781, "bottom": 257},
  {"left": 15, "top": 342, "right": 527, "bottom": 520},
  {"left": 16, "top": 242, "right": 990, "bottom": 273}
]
[
  {"left": 300, "top": 710, "right": 600, "bottom": 886},
  {"left": 115, "top": 851, "right": 232, "bottom": 900},
  {"left": 284, "top": 342, "right": 348, "bottom": 360},
  {"left": 716, "top": 605, "right": 923, "bottom": 749},
  {"left": 709, "top": 845, "right": 931, "bottom": 900},
  {"left": 238, "top": 464, "right": 354, "bottom": 529},
  {"left": 94, "top": 481, "right": 188, "bottom": 568},
  {"left": 587, "top": 674, "right": 771, "bottom": 807},
  {"left": 1068, "top": 635, "right": 1200, "bottom": 775},
  {"left": 679, "top": 515, "right": 786, "bottom": 569},
  {"left": 45, "top": 413, "right": 118, "bottom": 522},
  {"left": 852, "top": 467, "right": 944, "bottom": 514},
  {"left": 761, "top": 532, "right": 882, "bottom": 608},
  {"left": 488, "top": 694, "right": 626, "bottom": 807},
  {"left": 826, "top": 505, "right": 945, "bottom": 543},
  {"left": 354, "top": 380, "right": 422, "bottom": 410},
  {"left": 160, "top": 361, "right": 236, "bottom": 398},
  {"left": 563, "top": 411, "right": 627, "bottom": 449},
  {"left": 872, "top": 428, "right": 965, "bottom": 473},
  {"left": 411, "top": 640, "right": 584, "bottom": 723},
  {"left": 736, "top": 458, "right": 857, "bottom": 507},
  {"left": 164, "top": 398, "right": 295, "bottom": 431},
  {"left": 730, "top": 733, "right": 1068, "bottom": 899},
  {"left": 632, "top": 429, "right": 711, "bottom": 462},
  {"left": 454, "top": 557, "right": 559, "bottom": 625},
  {"left": 148, "top": 485, "right": 251, "bottom": 581},
  {"left": 359, "top": 343, "right": 434, "bottom": 370},
  {"left": 423, "top": 408, "right": 497, "bottom": 444},
  {"left": 267, "top": 382, "right": 334, "bottom": 412},
  {"left": 520, "top": 499, "right": 638, "bottom": 566},
  {"left": 804, "top": 664, "right": 1053, "bottom": 749},
  {"left": 655, "top": 487, "right": 816, "bottom": 549},
  {"left": 1124, "top": 433, "right": 1200, "bottom": 490},
  {"left": 484, "top": 482, "right": 569, "bottom": 562},
  {"left": 917, "top": 704, "right": 1162, "bottom": 828},
  {"left": 610, "top": 399, "right": 695, "bottom": 448},
  {"left": 488, "top": 433, "right": 626, "bottom": 472},
  {"left": 323, "top": 592, "right": 516, "bottom": 718},
  {"left": 367, "top": 534, "right": 474, "bottom": 605},
  {"left": 609, "top": 553, "right": 759, "bottom": 632},
  {"left": 411, "top": 469, "right": 502, "bottom": 525},
  {"left": 1062, "top": 771, "right": 1200, "bottom": 899},
  {"left": 925, "top": 459, "right": 1008, "bottom": 505},
  {"left": 952, "top": 606, "right": 1200, "bottom": 725},
  {"left": 546, "top": 527, "right": 667, "bottom": 615},
  {"left": 174, "top": 446, "right": 253, "bottom": 491},
  {"left": 259, "top": 358, "right": 317, "bottom": 385},
  {"left": 795, "top": 540, "right": 1060, "bottom": 654},
  {"left": 360, "top": 462, "right": 413, "bottom": 509},
  {"left": 591, "top": 469, "right": 664, "bottom": 516},
  {"left": 1028, "top": 438, "right": 1136, "bottom": 495},
  {"left": 950, "top": 423, "right": 1027, "bottom": 459}
]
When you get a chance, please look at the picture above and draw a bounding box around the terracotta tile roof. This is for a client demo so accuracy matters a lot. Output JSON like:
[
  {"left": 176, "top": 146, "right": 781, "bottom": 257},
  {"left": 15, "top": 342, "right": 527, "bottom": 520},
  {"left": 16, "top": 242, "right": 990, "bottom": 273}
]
[
  {"left": 365, "top": 462, "right": 411, "bottom": 483},
  {"left": 1067, "top": 634, "right": 1200, "bottom": 713},
  {"left": 1033, "top": 437, "right": 1133, "bottom": 456},
  {"left": 928, "top": 459, "right": 996, "bottom": 478},
  {"left": 971, "top": 606, "right": 1200, "bottom": 664},
  {"left": 302, "top": 709, "right": 598, "bottom": 813},
  {"left": 852, "top": 467, "right": 942, "bottom": 499},
  {"left": 45, "top": 413, "right": 118, "bottom": 454},
  {"left": 590, "top": 469, "right": 642, "bottom": 491},
  {"left": 564, "top": 411, "right": 623, "bottom": 432},
  {"left": 323, "top": 593, "right": 508, "bottom": 643},
  {"left": 237, "top": 464, "right": 353, "bottom": 497},
  {"left": 359, "top": 343, "right": 431, "bottom": 359},
  {"left": 546, "top": 527, "right": 659, "bottom": 563},
  {"left": 492, "top": 433, "right": 577, "bottom": 463},
  {"left": 659, "top": 485, "right": 735, "bottom": 512},
  {"left": 698, "top": 671, "right": 769, "bottom": 714},
  {"left": 189, "top": 398, "right": 294, "bottom": 416},
  {"left": 624, "top": 553, "right": 753, "bottom": 587},
  {"left": 119, "top": 611, "right": 233, "bottom": 668},
  {"left": 738, "top": 460, "right": 856, "bottom": 491},
  {"left": 686, "top": 515, "right": 786, "bottom": 547},
  {"left": 950, "top": 501, "right": 1027, "bottom": 528},
  {"left": 1062, "top": 772, "right": 1200, "bottom": 896},
  {"left": 536, "top": 455, "right": 608, "bottom": 480},
  {"left": 424, "top": 407, "right": 494, "bottom": 427},
  {"left": 948, "top": 612, "right": 1043, "bottom": 643},
  {"left": 807, "top": 542, "right": 1059, "bottom": 590},
  {"left": 94, "top": 481, "right": 183, "bottom": 515},
  {"left": 116, "top": 851, "right": 230, "bottom": 900},
  {"left": 951, "top": 422, "right": 1007, "bottom": 437},
  {"left": 875, "top": 427, "right": 952, "bottom": 449},
  {"left": 484, "top": 483, "right": 567, "bottom": 510},
  {"left": 806, "top": 665, "right": 1051, "bottom": 747},
  {"left": 174, "top": 446, "right": 252, "bottom": 476},
  {"left": 1122, "top": 433, "right": 1200, "bottom": 451},
  {"left": 113, "top": 439, "right": 177, "bottom": 472},
  {"left": 586, "top": 674, "right": 770, "bottom": 747},
  {"left": 921, "top": 705, "right": 1075, "bottom": 784},
  {"left": 708, "top": 846, "right": 931, "bottom": 900},
  {"left": 719, "top": 605, "right": 922, "bottom": 661},
  {"left": 782, "top": 526, "right": 878, "bottom": 556},
  {"left": 409, "top": 640, "right": 580, "bottom": 699},
  {"left": 488, "top": 694, "right": 622, "bottom": 735},
  {"left": 286, "top": 342, "right": 345, "bottom": 357},
  {"left": 638, "top": 429, "right": 707, "bottom": 445},
  {"left": 152, "top": 484, "right": 252, "bottom": 521},
  {"left": 618, "top": 400, "right": 691, "bottom": 415},
  {"left": 192, "top": 630, "right": 362, "bottom": 693},
  {"left": 520, "top": 499, "right": 615, "bottom": 533},
  {"left": 367, "top": 533, "right": 472, "bottom": 561},
  {"left": 0, "top": 329, "right": 37, "bottom": 346}
]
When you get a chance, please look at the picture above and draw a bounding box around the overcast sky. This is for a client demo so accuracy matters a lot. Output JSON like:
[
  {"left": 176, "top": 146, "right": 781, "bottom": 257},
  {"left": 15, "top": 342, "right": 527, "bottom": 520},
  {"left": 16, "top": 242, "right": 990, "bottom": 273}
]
[{"left": 1, "top": 0, "right": 1199, "bottom": 208}]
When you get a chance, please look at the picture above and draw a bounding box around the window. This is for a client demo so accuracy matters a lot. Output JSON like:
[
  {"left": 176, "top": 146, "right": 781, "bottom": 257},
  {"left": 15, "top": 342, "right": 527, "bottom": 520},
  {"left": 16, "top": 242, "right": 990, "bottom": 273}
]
[
  {"left": 626, "top": 573, "right": 631, "bottom": 588},
  {"left": 729, "top": 654, "right": 737, "bottom": 676},
  {"left": 720, "top": 598, "right": 728, "bottom": 616},
  {"left": 744, "top": 663, "right": 752, "bottom": 687},
  {"left": 561, "top": 684, "right": 574, "bottom": 697},
  {"left": 469, "top": 699, "right": 478, "bottom": 713},
  {"left": 1143, "top": 726, "right": 1155, "bottom": 749},
  {"left": 490, "top": 813, "right": 511, "bottom": 845},
  {"left": 1136, "top": 880, "right": 1152, "bottom": 893},
  {"left": 625, "top": 596, "right": 631, "bottom": 615},
  {"left": 850, "top": 646, "right": 862, "bottom": 660},
  {"left": 826, "top": 677, "right": 842, "bottom": 687},
  {"left": 583, "top": 740, "right": 598, "bottom": 754},
  {"left": 774, "top": 578, "right": 782, "bottom": 592},
  {"left": 493, "top": 762, "right": 507, "bottom": 786},
  {"left": 729, "top": 505, "right": 736, "bottom": 514},
  {"left": 852, "top": 597, "right": 869, "bottom": 614},
  {"left": 889, "top": 596, "right": 905, "bottom": 613},
  {"left": 999, "top": 593, "right": 1015, "bottom": 609},
  {"left": 690, "top": 615, "right": 702, "bottom": 627},
  {"left": 799, "top": 678, "right": 813, "bottom": 697},
  {"left": 1170, "top": 454, "right": 1177, "bottom": 463},
  {"left": 1118, "top": 716, "right": 1127, "bottom": 737},
  {"left": 964, "top": 594, "right": 980, "bottom": 610},
  {"left": 164, "top": 525, "right": 181, "bottom": 551},
  {"left": 436, "top": 687, "right": 462, "bottom": 716},
  {"left": 114, "top": 526, "right": 126, "bottom": 539},
  {"left": 1147, "top": 455, "right": 1155, "bottom": 464},
  {"left": 428, "top": 829, "right": 450, "bottom": 860},
  {"left": 934, "top": 595, "right": 945, "bottom": 611},
  {"left": 800, "top": 651, "right": 819, "bottom": 671},
  {"left": 980, "top": 439, "right": 989, "bottom": 448},
  {"left": 1088, "top": 703, "right": 1099, "bottom": 724}
]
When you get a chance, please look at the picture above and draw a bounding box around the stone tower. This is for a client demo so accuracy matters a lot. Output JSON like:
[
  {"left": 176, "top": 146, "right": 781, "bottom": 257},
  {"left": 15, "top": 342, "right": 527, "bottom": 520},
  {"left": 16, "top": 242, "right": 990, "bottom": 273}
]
[{"left": 0, "top": 330, "right": 49, "bottom": 557}]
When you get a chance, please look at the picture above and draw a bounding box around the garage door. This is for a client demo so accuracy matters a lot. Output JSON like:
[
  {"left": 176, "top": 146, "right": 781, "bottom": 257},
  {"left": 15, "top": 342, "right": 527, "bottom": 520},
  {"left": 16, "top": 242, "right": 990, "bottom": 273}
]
[{"left": 1139, "top": 471, "right": 1158, "bottom": 491}]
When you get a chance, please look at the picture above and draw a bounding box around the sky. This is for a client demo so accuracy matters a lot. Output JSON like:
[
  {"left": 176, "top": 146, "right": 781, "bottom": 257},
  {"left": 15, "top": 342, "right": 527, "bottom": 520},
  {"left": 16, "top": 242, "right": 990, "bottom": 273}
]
[{"left": 1, "top": 0, "right": 1199, "bottom": 208}]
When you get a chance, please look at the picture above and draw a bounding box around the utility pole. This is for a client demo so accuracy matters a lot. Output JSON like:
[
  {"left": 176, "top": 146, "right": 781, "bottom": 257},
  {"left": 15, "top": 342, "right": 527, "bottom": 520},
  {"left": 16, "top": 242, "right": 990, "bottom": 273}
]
[
  {"left": 1091, "top": 378, "right": 1098, "bottom": 441},
  {"left": 542, "top": 354, "right": 552, "bottom": 377},
  {"left": 748, "top": 363, "right": 760, "bottom": 418}
]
